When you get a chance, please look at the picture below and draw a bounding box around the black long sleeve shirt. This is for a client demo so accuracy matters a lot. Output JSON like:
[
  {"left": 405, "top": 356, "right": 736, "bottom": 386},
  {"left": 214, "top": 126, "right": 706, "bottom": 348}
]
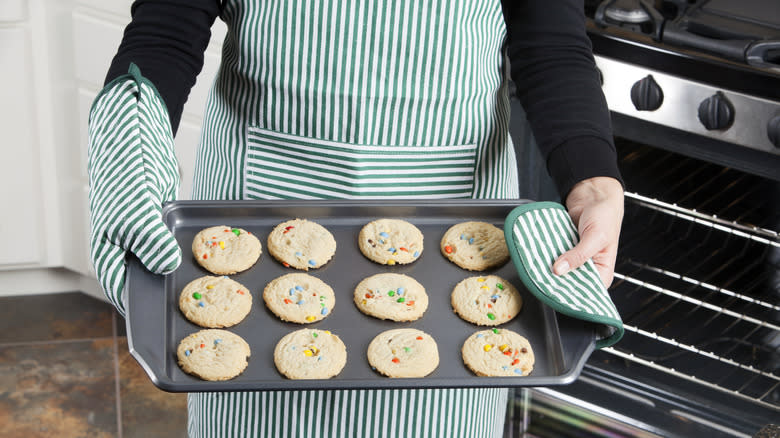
[{"left": 106, "top": 0, "right": 622, "bottom": 198}]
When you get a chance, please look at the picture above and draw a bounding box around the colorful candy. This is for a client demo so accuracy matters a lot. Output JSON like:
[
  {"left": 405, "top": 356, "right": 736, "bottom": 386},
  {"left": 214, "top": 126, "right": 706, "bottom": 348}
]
[
  {"left": 192, "top": 292, "right": 202, "bottom": 300},
  {"left": 487, "top": 313, "right": 496, "bottom": 320}
]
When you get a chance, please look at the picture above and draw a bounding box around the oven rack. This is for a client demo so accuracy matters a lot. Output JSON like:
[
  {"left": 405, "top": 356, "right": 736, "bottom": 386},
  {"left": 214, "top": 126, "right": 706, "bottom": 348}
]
[{"left": 604, "top": 191, "right": 779, "bottom": 412}]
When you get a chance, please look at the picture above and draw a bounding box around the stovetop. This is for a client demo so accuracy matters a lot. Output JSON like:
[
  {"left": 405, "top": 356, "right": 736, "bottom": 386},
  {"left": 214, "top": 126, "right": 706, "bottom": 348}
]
[{"left": 584, "top": 0, "right": 780, "bottom": 96}]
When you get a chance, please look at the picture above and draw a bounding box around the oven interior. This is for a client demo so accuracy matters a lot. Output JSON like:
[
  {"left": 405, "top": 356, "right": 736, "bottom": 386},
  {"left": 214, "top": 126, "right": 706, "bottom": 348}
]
[{"left": 508, "top": 139, "right": 779, "bottom": 437}]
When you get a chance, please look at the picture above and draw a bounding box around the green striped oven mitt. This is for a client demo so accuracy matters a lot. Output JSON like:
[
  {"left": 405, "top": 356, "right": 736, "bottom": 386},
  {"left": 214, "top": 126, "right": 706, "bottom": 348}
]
[
  {"left": 504, "top": 202, "right": 624, "bottom": 348},
  {"left": 87, "top": 64, "right": 182, "bottom": 314}
]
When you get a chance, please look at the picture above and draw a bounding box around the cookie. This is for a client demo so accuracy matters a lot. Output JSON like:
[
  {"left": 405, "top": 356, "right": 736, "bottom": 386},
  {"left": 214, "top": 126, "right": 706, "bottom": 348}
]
[
  {"left": 451, "top": 275, "right": 522, "bottom": 326},
  {"left": 354, "top": 273, "right": 428, "bottom": 322},
  {"left": 358, "top": 219, "right": 423, "bottom": 266},
  {"left": 179, "top": 276, "right": 252, "bottom": 328},
  {"left": 440, "top": 221, "right": 509, "bottom": 271},
  {"left": 267, "top": 219, "right": 336, "bottom": 270},
  {"left": 366, "top": 328, "right": 439, "bottom": 378},
  {"left": 192, "top": 226, "right": 262, "bottom": 275},
  {"left": 273, "top": 328, "right": 347, "bottom": 379},
  {"left": 461, "top": 328, "right": 534, "bottom": 376},
  {"left": 263, "top": 273, "right": 335, "bottom": 324},
  {"left": 176, "top": 329, "right": 251, "bottom": 381}
]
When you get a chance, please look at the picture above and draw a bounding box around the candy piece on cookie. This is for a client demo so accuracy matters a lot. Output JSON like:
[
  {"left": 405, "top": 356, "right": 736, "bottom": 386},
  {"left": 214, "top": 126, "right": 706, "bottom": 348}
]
[
  {"left": 367, "top": 328, "right": 439, "bottom": 378},
  {"left": 263, "top": 273, "right": 335, "bottom": 324},
  {"left": 354, "top": 273, "right": 428, "bottom": 322},
  {"left": 274, "top": 329, "right": 347, "bottom": 379},
  {"left": 179, "top": 276, "right": 252, "bottom": 328},
  {"left": 177, "top": 329, "right": 251, "bottom": 381},
  {"left": 267, "top": 219, "right": 336, "bottom": 270},
  {"left": 440, "top": 221, "right": 508, "bottom": 271},
  {"left": 358, "top": 219, "right": 423, "bottom": 266},
  {"left": 192, "top": 225, "right": 262, "bottom": 275},
  {"left": 461, "top": 328, "right": 534, "bottom": 377},
  {"left": 451, "top": 275, "right": 522, "bottom": 326}
]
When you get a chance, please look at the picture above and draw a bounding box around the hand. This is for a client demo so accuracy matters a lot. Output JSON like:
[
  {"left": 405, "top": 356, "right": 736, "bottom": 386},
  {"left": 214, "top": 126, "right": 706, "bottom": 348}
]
[
  {"left": 552, "top": 177, "right": 624, "bottom": 287},
  {"left": 88, "top": 70, "right": 182, "bottom": 314}
]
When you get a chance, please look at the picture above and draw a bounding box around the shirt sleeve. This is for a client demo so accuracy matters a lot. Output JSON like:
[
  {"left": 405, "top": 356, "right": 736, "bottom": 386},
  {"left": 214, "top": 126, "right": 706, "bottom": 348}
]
[
  {"left": 502, "top": 0, "right": 624, "bottom": 198},
  {"left": 105, "top": 0, "right": 222, "bottom": 134}
]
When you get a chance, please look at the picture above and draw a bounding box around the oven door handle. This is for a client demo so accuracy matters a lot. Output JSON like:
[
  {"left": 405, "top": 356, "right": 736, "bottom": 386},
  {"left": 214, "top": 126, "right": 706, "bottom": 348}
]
[
  {"left": 660, "top": 23, "right": 754, "bottom": 64},
  {"left": 745, "top": 40, "right": 780, "bottom": 72}
]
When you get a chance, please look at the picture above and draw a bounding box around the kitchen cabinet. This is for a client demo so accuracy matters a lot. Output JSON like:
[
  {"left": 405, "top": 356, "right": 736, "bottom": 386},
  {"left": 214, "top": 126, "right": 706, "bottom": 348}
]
[{"left": 0, "top": 0, "right": 224, "bottom": 299}]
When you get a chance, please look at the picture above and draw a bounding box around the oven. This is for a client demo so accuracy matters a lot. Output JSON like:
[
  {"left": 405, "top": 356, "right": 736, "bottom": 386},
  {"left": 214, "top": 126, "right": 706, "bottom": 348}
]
[{"left": 507, "top": 0, "right": 780, "bottom": 436}]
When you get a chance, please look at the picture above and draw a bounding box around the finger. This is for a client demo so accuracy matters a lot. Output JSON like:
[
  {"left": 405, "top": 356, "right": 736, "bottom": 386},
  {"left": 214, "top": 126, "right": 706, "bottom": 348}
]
[
  {"left": 553, "top": 228, "right": 608, "bottom": 276},
  {"left": 594, "top": 261, "right": 615, "bottom": 288}
]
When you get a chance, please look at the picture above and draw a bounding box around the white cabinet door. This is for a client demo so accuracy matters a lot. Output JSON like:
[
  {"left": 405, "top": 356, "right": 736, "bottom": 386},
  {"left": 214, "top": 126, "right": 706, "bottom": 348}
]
[{"left": 0, "top": 26, "right": 44, "bottom": 267}]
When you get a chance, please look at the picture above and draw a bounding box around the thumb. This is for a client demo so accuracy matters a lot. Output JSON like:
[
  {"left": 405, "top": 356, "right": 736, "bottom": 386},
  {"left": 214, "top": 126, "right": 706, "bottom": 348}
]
[
  {"left": 91, "top": 237, "right": 129, "bottom": 311},
  {"left": 128, "top": 220, "right": 182, "bottom": 275},
  {"left": 553, "top": 228, "right": 606, "bottom": 276}
]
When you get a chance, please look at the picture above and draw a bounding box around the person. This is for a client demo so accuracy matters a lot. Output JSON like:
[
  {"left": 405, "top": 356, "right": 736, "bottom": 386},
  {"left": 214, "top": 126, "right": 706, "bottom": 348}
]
[{"left": 87, "top": 0, "right": 625, "bottom": 436}]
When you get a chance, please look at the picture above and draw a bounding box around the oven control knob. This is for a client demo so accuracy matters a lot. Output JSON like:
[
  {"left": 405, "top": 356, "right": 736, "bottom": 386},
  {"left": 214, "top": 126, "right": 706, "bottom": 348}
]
[
  {"left": 698, "top": 92, "right": 734, "bottom": 130},
  {"left": 630, "top": 75, "right": 663, "bottom": 111},
  {"left": 768, "top": 115, "right": 780, "bottom": 148}
]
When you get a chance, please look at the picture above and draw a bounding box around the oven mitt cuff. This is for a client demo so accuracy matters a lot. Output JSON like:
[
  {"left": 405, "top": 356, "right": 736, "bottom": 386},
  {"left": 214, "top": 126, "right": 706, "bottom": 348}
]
[
  {"left": 87, "top": 63, "right": 182, "bottom": 315},
  {"left": 504, "top": 202, "right": 624, "bottom": 348}
]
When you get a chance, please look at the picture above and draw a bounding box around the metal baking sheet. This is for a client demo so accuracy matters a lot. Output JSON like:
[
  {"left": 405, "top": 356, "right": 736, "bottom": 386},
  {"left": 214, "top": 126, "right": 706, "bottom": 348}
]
[{"left": 125, "top": 200, "right": 598, "bottom": 392}]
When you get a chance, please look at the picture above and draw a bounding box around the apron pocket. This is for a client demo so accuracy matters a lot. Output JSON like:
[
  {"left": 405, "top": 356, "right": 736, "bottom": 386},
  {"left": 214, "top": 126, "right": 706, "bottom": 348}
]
[{"left": 244, "top": 127, "right": 478, "bottom": 199}]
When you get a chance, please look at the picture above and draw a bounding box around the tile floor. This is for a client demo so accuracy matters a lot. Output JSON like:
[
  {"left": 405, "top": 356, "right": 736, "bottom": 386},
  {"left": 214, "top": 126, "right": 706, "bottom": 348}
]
[
  {"left": 1, "top": 292, "right": 524, "bottom": 438},
  {"left": 0, "top": 292, "right": 187, "bottom": 438}
]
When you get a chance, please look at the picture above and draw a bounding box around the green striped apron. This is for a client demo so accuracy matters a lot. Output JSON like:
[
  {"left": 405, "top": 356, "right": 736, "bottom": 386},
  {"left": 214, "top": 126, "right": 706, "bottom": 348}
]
[{"left": 190, "top": 0, "right": 518, "bottom": 436}]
